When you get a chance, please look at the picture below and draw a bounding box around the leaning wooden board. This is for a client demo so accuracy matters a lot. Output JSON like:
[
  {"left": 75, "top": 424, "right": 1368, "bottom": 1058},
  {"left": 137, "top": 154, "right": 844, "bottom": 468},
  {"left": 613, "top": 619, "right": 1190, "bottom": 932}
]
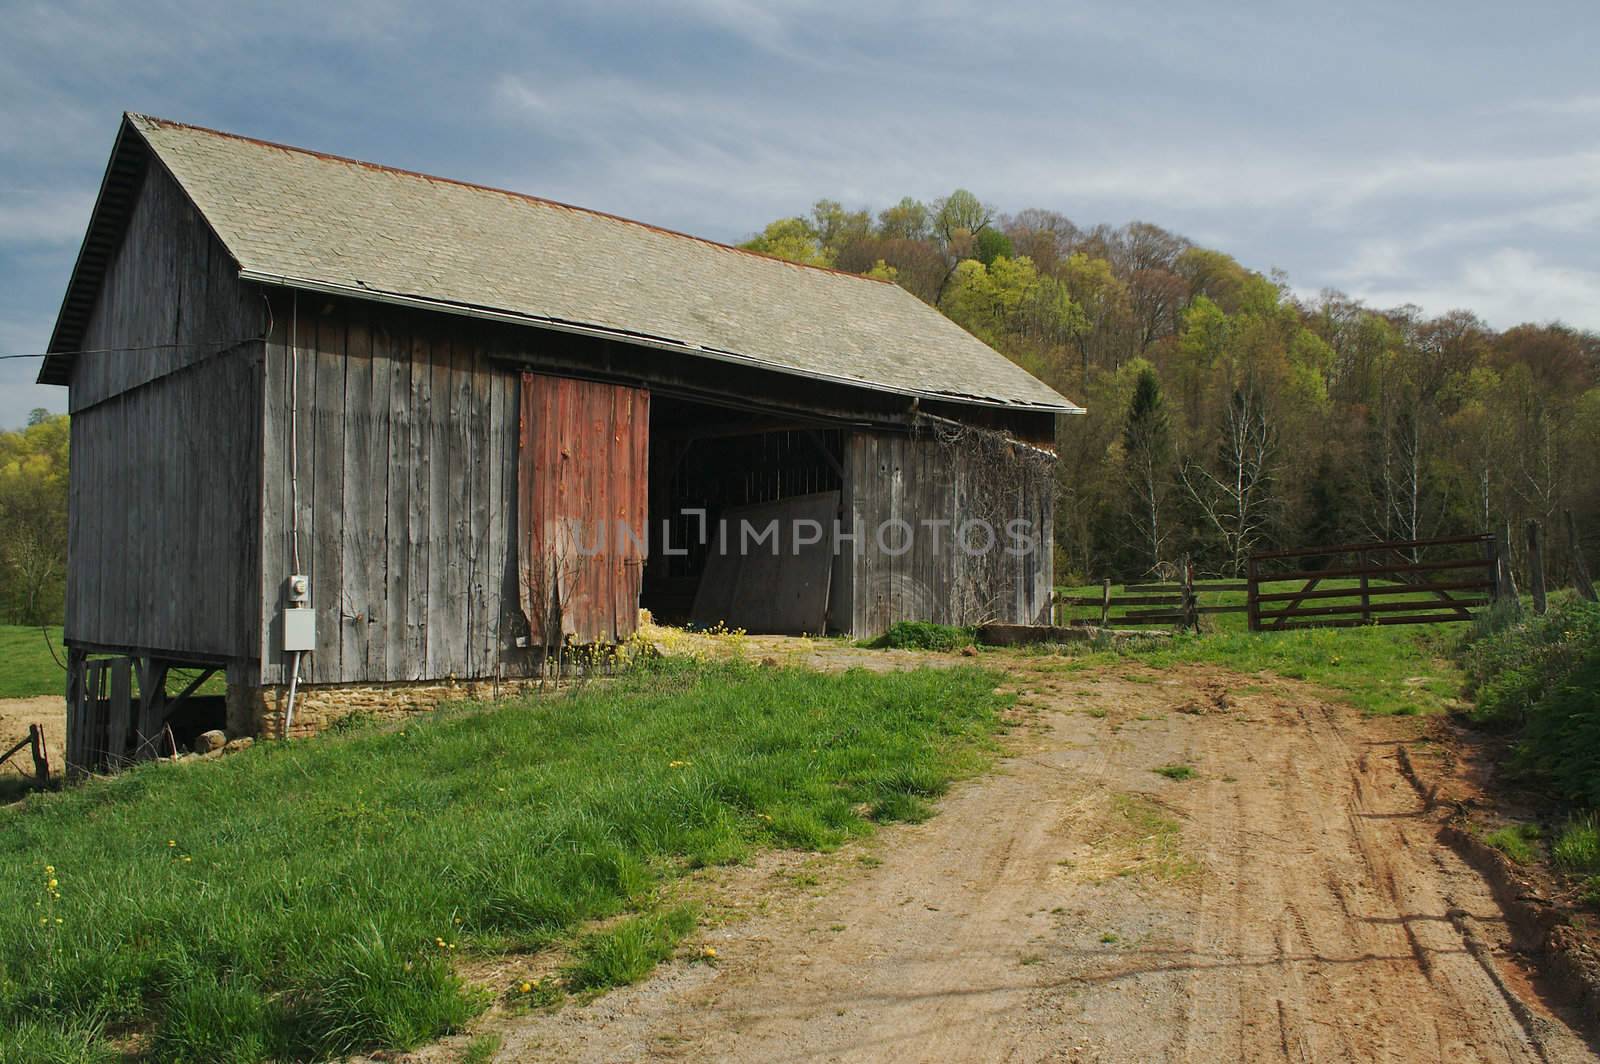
[{"left": 690, "top": 491, "right": 840, "bottom": 635}]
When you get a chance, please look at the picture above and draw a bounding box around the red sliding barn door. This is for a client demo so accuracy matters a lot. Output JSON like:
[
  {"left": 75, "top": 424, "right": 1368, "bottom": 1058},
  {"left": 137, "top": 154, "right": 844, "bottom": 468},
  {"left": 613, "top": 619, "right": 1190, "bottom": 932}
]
[{"left": 517, "top": 372, "right": 650, "bottom": 645}]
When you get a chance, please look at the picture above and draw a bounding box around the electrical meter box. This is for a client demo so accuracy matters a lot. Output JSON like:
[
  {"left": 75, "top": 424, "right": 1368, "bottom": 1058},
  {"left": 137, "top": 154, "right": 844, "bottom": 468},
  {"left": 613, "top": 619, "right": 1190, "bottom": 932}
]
[{"left": 283, "top": 607, "right": 317, "bottom": 652}]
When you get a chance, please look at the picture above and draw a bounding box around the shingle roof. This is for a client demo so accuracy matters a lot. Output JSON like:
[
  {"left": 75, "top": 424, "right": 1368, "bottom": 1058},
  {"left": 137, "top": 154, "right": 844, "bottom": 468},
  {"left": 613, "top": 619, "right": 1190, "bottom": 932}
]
[{"left": 43, "top": 114, "right": 1080, "bottom": 413}]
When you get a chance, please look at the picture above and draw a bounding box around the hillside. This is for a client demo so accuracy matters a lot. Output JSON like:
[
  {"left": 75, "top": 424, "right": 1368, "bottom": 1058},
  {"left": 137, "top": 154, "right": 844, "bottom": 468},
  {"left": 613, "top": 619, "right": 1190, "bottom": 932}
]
[{"left": 742, "top": 194, "right": 1600, "bottom": 586}]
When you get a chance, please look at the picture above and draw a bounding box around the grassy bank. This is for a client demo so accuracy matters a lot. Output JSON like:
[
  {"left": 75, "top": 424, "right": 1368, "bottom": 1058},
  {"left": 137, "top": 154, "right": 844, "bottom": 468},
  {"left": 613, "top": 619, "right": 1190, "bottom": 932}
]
[
  {"left": 0, "top": 659, "right": 1009, "bottom": 1062},
  {"left": 1458, "top": 594, "right": 1600, "bottom": 805}
]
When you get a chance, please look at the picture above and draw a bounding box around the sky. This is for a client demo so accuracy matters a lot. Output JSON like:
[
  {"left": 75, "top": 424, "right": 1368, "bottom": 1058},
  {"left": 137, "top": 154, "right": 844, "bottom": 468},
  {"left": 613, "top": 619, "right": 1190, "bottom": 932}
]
[{"left": 2, "top": 0, "right": 1597, "bottom": 428}]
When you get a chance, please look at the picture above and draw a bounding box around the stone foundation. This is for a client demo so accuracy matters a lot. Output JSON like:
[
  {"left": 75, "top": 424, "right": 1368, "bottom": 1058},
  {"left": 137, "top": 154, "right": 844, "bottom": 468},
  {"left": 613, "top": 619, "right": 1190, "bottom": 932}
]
[{"left": 232, "top": 676, "right": 551, "bottom": 739}]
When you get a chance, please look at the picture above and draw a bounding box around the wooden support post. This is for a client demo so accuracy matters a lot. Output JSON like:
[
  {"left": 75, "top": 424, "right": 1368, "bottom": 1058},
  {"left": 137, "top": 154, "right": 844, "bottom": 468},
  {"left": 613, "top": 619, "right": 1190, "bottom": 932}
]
[
  {"left": 64, "top": 648, "right": 83, "bottom": 780},
  {"left": 1526, "top": 520, "right": 1547, "bottom": 616},
  {"left": 134, "top": 657, "right": 170, "bottom": 762},
  {"left": 106, "top": 657, "right": 133, "bottom": 769},
  {"left": 1100, "top": 578, "right": 1111, "bottom": 628},
  {"left": 1569, "top": 510, "right": 1597, "bottom": 603}
]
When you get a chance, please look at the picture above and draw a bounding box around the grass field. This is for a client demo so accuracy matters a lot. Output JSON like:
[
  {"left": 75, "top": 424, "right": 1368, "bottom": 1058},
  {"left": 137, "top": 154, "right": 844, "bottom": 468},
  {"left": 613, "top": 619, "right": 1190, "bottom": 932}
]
[
  {"left": 0, "top": 626, "right": 66, "bottom": 699},
  {"left": 0, "top": 658, "right": 1009, "bottom": 1063},
  {"left": 1051, "top": 579, "right": 1465, "bottom": 716}
]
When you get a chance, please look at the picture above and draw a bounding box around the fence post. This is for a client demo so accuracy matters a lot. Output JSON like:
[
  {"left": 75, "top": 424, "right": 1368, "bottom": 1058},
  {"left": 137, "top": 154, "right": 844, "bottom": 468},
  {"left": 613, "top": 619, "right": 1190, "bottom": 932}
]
[
  {"left": 1358, "top": 548, "right": 1371, "bottom": 625},
  {"left": 1569, "top": 510, "right": 1597, "bottom": 602},
  {"left": 1100, "top": 578, "right": 1111, "bottom": 627},
  {"left": 1182, "top": 555, "right": 1197, "bottom": 632},
  {"left": 1246, "top": 555, "right": 1260, "bottom": 632},
  {"left": 29, "top": 724, "right": 49, "bottom": 789},
  {"left": 1526, "top": 520, "right": 1547, "bottom": 615}
]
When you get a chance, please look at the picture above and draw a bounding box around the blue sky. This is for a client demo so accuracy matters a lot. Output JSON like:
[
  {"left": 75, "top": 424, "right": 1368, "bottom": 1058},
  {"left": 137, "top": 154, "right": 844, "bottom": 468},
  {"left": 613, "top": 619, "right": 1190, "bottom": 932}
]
[{"left": 2, "top": 0, "right": 1597, "bottom": 428}]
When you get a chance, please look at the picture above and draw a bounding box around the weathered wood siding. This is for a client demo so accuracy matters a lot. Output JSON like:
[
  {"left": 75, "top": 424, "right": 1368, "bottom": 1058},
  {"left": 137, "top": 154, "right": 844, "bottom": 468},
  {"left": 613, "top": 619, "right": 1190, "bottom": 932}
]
[
  {"left": 845, "top": 427, "right": 1054, "bottom": 636},
  {"left": 518, "top": 373, "right": 649, "bottom": 645},
  {"left": 71, "top": 162, "right": 262, "bottom": 412},
  {"left": 259, "top": 297, "right": 522, "bottom": 685},
  {"left": 65, "top": 161, "right": 264, "bottom": 662}
]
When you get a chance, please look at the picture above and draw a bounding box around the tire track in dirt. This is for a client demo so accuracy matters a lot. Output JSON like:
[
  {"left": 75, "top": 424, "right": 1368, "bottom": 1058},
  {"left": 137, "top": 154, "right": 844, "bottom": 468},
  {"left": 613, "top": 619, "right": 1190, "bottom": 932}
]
[{"left": 438, "top": 660, "right": 1597, "bottom": 1064}]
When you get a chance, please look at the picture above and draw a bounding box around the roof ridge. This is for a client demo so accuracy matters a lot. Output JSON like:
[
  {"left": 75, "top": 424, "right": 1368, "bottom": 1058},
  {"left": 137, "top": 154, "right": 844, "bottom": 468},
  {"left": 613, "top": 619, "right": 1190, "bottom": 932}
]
[{"left": 127, "top": 113, "right": 893, "bottom": 286}]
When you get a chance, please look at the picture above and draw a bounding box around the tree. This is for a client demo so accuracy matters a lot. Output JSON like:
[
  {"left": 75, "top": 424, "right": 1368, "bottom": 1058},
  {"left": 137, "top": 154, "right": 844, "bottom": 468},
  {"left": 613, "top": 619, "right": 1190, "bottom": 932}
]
[
  {"left": 1059, "top": 252, "right": 1129, "bottom": 382},
  {"left": 974, "top": 227, "right": 1014, "bottom": 266},
  {"left": 1122, "top": 365, "right": 1174, "bottom": 572},
  {"left": 877, "top": 197, "right": 931, "bottom": 241},
  {"left": 1181, "top": 390, "right": 1277, "bottom": 576},
  {"left": 0, "top": 414, "right": 69, "bottom": 624},
  {"left": 739, "top": 217, "right": 830, "bottom": 266}
]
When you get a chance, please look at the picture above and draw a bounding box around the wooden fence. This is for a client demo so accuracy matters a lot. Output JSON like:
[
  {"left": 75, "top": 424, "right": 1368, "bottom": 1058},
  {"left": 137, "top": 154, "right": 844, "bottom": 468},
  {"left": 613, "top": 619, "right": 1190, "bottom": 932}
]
[
  {"left": 1052, "top": 563, "right": 1248, "bottom": 629},
  {"left": 1246, "top": 532, "right": 1497, "bottom": 631}
]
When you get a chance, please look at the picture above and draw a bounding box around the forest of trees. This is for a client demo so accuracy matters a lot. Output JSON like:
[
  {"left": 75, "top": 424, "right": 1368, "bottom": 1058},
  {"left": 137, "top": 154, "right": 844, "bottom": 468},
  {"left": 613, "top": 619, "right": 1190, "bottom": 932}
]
[{"left": 743, "top": 194, "right": 1600, "bottom": 584}]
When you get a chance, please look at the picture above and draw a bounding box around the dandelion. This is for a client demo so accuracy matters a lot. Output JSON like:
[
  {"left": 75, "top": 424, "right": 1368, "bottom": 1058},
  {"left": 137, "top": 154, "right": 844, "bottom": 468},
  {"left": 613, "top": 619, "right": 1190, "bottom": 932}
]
[
  {"left": 167, "top": 840, "right": 176, "bottom": 847},
  {"left": 669, "top": 759, "right": 690, "bottom": 768},
  {"left": 519, "top": 981, "right": 533, "bottom": 994},
  {"left": 180, "top": 856, "right": 192, "bottom": 863}
]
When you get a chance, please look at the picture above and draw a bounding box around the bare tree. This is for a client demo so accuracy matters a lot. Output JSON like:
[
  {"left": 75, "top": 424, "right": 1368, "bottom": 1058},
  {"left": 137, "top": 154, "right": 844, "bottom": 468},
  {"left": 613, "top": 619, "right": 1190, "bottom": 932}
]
[{"left": 1180, "top": 390, "right": 1277, "bottom": 576}]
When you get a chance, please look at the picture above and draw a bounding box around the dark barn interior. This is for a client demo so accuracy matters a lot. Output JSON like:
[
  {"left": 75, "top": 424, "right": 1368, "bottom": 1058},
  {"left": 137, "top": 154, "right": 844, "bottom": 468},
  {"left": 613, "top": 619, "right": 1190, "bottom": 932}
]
[{"left": 644, "top": 394, "right": 845, "bottom": 630}]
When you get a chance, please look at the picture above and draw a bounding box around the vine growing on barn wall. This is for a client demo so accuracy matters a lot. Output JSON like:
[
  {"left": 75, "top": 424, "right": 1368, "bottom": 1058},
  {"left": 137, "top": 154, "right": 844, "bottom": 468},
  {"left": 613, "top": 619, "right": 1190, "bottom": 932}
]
[{"left": 917, "top": 414, "right": 1057, "bottom": 625}]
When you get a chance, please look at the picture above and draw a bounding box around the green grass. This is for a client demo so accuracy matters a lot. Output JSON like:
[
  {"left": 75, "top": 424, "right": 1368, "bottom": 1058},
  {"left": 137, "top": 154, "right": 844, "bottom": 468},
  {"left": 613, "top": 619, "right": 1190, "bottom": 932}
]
[
  {"left": 0, "top": 625, "right": 65, "bottom": 698},
  {"left": 1047, "top": 579, "right": 1465, "bottom": 716},
  {"left": 461, "top": 1033, "right": 503, "bottom": 1064},
  {"left": 0, "top": 659, "right": 1008, "bottom": 1062},
  {"left": 1553, "top": 815, "right": 1600, "bottom": 877},
  {"left": 1483, "top": 823, "right": 1542, "bottom": 864},
  {"left": 564, "top": 906, "right": 699, "bottom": 991},
  {"left": 871, "top": 621, "right": 977, "bottom": 652},
  {"left": 1154, "top": 763, "right": 1196, "bottom": 781}
]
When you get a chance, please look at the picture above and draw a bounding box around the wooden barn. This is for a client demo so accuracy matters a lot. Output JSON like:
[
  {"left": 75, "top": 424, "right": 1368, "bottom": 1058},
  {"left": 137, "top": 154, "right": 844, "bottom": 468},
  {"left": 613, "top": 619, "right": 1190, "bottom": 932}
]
[{"left": 39, "top": 113, "right": 1081, "bottom": 764}]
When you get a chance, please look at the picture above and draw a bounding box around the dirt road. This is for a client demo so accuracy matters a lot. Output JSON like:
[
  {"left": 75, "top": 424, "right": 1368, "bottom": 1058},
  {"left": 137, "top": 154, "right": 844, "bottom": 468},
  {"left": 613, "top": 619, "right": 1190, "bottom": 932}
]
[{"left": 457, "top": 656, "right": 1596, "bottom": 1063}]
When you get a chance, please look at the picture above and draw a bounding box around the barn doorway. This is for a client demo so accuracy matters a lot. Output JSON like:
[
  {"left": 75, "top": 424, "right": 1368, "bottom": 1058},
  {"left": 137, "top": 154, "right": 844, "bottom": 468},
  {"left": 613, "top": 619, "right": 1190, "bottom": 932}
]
[{"left": 642, "top": 395, "right": 846, "bottom": 634}]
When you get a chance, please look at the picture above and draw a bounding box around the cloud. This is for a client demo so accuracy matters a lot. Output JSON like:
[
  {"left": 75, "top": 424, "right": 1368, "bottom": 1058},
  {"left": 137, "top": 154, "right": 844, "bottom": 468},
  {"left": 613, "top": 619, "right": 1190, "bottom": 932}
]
[
  {"left": 0, "top": 189, "right": 95, "bottom": 245},
  {"left": 1346, "top": 249, "right": 1600, "bottom": 332}
]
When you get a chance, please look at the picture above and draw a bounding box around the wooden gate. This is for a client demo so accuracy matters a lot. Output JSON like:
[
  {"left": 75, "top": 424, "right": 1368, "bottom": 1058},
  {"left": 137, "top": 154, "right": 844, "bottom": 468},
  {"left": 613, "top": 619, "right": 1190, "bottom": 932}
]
[
  {"left": 517, "top": 372, "right": 650, "bottom": 645},
  {"left": 1246, "top": 533, "right": 1497, "bottom": 631}
]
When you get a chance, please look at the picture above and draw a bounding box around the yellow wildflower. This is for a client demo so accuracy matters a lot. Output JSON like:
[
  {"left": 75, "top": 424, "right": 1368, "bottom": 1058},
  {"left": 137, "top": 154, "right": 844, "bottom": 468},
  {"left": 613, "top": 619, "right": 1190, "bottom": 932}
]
[
  {"left": 701, "top": 946, "right": 717, "bottom": 959},
  {"left": 167, "top": 840, "right": 176, "bottom": 847},
  {"left": 519, "top": 981, "right": 533, "bottom": 994}
]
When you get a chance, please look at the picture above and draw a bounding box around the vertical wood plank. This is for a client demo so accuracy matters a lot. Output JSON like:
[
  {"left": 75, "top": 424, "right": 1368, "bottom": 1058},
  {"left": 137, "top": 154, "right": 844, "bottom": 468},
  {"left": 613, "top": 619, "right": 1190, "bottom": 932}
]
[
  {"left": 341, "top": 304, "right": 375, "bottom": 678},
  {"left": 407, "top": 323, "right": 433, "bottom": 680},
  {"left": 381, "top": 315, "right": 412, "bottom": 680},
  {"left": 425, "top": 328, "right": 452, "bottom": 677}
]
